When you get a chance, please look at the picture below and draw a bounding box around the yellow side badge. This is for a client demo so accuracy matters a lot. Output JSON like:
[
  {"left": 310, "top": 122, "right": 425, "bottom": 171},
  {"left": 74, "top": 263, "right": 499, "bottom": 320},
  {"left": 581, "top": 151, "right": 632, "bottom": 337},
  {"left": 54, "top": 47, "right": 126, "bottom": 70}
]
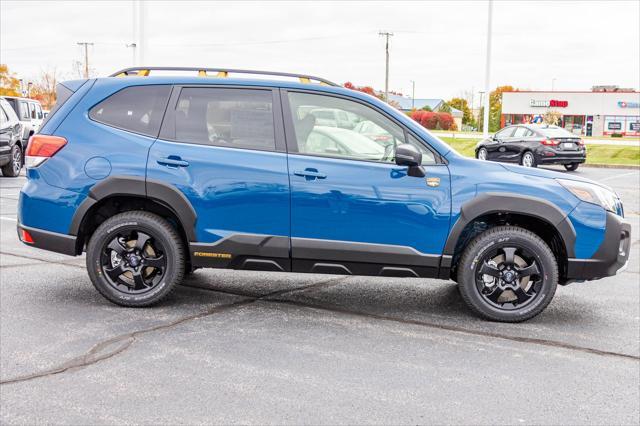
[
  {"left": 193, "top": 252, "right": 232, "bottom": 259},
  {"left": 426, "top": 177, "right": 440, "bottom": 187}
]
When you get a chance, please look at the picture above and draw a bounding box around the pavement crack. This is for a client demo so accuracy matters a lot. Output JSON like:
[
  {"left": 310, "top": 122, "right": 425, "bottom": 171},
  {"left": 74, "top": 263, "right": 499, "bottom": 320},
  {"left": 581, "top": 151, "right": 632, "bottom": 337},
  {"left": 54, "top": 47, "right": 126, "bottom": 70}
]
[
  {"left": 0, "top": 251, "right": 85, "bottom": 269},
  {"left": 0, "top": 276, "right": 349, "bottom": 386}
]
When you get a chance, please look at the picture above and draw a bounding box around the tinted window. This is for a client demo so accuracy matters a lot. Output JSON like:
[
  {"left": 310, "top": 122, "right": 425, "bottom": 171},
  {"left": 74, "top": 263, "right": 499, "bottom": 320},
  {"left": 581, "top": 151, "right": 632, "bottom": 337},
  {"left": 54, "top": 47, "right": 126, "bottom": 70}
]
[
  {"left": 537, "top": 126, "right": 580, "bottom": 138},
  {"left": 90, "top": 85, "right": 171, "bottom": 137},
  {"left": 174, "top": 88, "right": 275, "bottom": 151},
  {"left": 29, "top": 102, "right": 36, "bottom": 119},
  {"left": 512, "top": 127, "right": 528, "bottom": 138},
  {"left": 36, "top": 104, "right": 43, "bottom": 119},
  {"left": 0, "top": 106, "right": 8, "bottom": 126},
  {"left": 496, "top": 127, "right": 514, "bottom": 139},
  {"left": 19, "top": 101, "right": 30, "bottom": 120}
]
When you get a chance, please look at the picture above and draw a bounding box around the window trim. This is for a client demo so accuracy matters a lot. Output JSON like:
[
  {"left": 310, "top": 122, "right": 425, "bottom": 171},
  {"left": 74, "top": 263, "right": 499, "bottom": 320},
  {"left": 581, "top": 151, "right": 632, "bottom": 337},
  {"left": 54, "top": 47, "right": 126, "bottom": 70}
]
[
  {"left": 280, "top": 88, "right": 444, "bottom": 166},
  {"left": 158, "top": 85, "right": 286, "bottom": 153},
  {"left": 88, "top": 84, "right": 173, "bottom": 139}
]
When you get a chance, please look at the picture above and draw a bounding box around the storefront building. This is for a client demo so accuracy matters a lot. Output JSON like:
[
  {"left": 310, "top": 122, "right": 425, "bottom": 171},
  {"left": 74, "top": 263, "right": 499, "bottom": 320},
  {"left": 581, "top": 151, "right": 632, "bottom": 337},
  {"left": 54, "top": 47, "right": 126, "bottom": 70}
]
[{"left": 501, "top": 90, "right": 640, "bottom": 137}]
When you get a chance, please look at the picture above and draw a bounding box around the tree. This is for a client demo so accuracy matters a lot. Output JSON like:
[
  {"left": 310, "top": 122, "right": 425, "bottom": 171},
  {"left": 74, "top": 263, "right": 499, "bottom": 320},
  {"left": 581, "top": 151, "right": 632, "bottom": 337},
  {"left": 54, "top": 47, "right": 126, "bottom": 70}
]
[
  {"left": 421, "top": 105, "right": 432, "bottom": 112},
  {"left": 0, "top": 64, "right": 21, "bottom": 97},
  {"left": 488, "top": 85, "right": 516, "bottom": 132},
  {"left": 30, "top": 68, "right": 60, "bottom": 110},
  {"left": 543, "top": 110, "right": 562, "bottom": 126},
  {"left": 448, "top": 97, "right": 475, "bottom": 126}
]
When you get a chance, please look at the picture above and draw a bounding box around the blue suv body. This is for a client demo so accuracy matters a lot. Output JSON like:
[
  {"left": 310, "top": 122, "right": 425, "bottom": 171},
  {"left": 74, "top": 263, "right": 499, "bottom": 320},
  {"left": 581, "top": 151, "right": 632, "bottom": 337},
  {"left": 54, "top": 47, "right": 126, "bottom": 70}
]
[{"left": 17, "top": 68, "right": 631, "bottom": 322}]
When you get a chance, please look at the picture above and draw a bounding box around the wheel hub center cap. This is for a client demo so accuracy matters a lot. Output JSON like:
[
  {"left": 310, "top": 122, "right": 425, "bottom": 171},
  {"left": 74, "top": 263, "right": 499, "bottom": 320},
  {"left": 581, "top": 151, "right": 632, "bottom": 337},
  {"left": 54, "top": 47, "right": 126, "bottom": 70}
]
[
  {"left": 127, "top": 254, "right": 140, "bottom": 267},
  {"left": 503, "top": 271, "right": 516, "bottom": 283}
]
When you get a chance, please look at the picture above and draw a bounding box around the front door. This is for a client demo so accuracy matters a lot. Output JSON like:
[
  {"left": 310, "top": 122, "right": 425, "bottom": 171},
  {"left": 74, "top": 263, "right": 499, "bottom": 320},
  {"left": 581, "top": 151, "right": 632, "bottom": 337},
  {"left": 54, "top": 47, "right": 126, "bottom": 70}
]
[
  {"left": 148, "top": 86, "right": 291, "bottom": 270},
  {"left": 283, "top": 90, "right": 451, "bottom": 277}
]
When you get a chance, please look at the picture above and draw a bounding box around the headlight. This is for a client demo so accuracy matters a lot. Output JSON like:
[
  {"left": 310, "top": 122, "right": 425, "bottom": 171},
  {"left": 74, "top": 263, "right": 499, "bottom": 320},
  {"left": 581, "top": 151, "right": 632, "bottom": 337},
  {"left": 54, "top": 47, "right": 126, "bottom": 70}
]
[{"left": 557, "top": 179, "right": 619, "bottom": 213}]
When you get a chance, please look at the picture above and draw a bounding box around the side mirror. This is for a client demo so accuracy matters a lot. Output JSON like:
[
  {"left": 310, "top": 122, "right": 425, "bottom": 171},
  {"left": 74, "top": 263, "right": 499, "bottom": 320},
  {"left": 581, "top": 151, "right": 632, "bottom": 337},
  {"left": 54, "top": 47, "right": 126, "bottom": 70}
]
[{"left": 395, "top": 144, "right": 422, "bottom": 167}]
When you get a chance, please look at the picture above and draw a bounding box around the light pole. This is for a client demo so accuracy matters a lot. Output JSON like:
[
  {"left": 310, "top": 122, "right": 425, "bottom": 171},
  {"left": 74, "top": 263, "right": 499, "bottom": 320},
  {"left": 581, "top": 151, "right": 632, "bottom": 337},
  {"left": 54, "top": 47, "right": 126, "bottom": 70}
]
[
  {"left": 482, "top": 0, "right": 493, "bottom": 137},
  {"left": 410, "top": 80, "right": 415, "bottom": 109},
  {"left": 478, "top": 91, "right": 485, "bottom": 130},
  {"left": 379, "top": 31, "right": 393, "bottom": 102}
]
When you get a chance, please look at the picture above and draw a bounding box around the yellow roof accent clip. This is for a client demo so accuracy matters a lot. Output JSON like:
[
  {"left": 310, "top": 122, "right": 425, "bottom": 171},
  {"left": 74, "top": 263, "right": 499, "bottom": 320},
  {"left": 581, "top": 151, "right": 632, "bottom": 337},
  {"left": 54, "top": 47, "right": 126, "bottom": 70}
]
[
  {"left": 137, "top": 69, "right": 150, "bottom": 76},
  {"left": 299, "top": 77, "right": 311, "bottom": 84},
  {"left": 216, "top": 71, "right": 228, "bottom": 78},
  {"left": 198, "top": 70, "right": 207, "bottom": 77}
]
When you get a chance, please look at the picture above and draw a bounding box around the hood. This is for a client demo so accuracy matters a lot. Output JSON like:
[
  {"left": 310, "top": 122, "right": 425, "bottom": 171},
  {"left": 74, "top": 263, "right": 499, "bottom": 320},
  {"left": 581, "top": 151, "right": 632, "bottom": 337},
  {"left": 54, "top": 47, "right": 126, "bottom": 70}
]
[{"left": 498, "top": 162, "right": 615, "bottom": 191}]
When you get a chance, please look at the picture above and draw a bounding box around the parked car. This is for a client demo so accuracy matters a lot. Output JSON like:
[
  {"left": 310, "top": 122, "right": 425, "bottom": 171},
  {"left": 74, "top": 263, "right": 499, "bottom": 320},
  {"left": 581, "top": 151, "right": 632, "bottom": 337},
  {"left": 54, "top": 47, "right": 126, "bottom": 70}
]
[
  {"left": 1, "top": 96, "right": 45, "bottom": 144},
  {"left": 309, "top": 108, "right": 356, "bottom": 129},
  {"left": 17, "top": 67, "right": 629, "bottom": 323},
  {"left": 0, "top": 98, "right": 25, "bottom": 177},
  {"left": 475, "top": 124, "right": 586, "bottom": 171},
  {"left": 353, "top": 120, "right": 394, "bottom": 147}
]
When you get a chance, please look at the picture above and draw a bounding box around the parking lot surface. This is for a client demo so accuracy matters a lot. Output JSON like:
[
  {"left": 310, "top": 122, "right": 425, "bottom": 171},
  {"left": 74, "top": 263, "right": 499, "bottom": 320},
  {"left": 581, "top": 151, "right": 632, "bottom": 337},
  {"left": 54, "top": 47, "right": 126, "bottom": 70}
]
[{"left": 1, "top": 166, "right": 639, "bottom": 425}]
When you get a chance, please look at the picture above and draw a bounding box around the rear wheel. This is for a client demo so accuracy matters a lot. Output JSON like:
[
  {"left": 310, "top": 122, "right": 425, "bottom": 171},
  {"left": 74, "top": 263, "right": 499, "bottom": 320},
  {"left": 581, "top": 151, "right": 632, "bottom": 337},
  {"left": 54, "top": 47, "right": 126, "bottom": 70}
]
[
  {"left": 1, "top": 145, "right": 22, "bottom": 177},
  {"left": 86, "top": 211, "right": 185, "bottom": 307},
  {"left": 457, "top": 226, "right": 558, "bottom": 322},
  {"left": 521, "top": 151, "right": 536, "bottom": 168},
  {"left": 564, "top": 163, "right": 580, "bottom": 171}
]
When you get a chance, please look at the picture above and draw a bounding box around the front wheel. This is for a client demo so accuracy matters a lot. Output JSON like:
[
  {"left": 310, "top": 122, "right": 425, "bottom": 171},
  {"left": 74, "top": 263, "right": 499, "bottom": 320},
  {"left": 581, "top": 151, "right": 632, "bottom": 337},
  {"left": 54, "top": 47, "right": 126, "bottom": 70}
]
[
  {"left": 477, "top": 147, "right": 488, "bottom": 161},
  {"left": 86, "top": 211, "right": 185, "bottom": 307},
  {"left": 564, "top": 163, "right": 580, "bottom": 171},
  {"left": 457, "top": 226, "right": 558, "bottom": 322},
  {"left": 521, "top": 151, "right": 536, "bottom": 168}
]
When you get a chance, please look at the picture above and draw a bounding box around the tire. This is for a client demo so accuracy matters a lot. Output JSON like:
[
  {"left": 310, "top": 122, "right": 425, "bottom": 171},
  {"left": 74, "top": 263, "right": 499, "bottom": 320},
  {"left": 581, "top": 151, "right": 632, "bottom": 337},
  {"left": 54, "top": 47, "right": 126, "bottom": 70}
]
[
  {"left": 1, "top": 144, "right": 22, "bottom": 177},
  {"left": 457, "top": 226, "right": 558, "bottom": 322},
  {"left": 564, "top": 163, "right": 579, "bottom": 171},
  {"left": 86, "top": 211, "right": 185, "bottom": 307},
  {"left": 477, "top": 147, "right": 488, "bottom": 161},
  {"left": 521, "top": 151, "right": 536, "bottom": 168}
]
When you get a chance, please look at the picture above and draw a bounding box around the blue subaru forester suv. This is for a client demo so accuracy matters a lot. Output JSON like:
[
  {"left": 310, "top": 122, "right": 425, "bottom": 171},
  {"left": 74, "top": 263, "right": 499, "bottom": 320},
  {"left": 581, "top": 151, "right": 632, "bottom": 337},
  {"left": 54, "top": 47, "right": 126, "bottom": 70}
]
[{"left": 18, "top": 67, "right": 631, "bottom": 322}]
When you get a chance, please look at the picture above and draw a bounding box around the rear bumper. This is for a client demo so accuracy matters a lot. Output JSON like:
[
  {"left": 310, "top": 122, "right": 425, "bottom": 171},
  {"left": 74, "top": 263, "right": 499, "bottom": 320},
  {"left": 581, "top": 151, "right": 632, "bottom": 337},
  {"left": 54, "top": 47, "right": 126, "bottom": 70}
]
[
  {"left": 537, "top": 150, "right": 586, "bottom": 165},
  {"left": 565, "top": 212, "right": 631, "bottom": 282},
  {"left": 17, "top": 223, "right": 78, "bottom": 256}
]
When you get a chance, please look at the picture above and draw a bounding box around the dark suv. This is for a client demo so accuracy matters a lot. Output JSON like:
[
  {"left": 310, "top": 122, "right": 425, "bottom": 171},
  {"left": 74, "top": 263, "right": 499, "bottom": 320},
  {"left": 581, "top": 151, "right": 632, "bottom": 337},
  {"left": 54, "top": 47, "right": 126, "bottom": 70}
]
[
  {"left": 476, "top": 124, "right": 587, "bottom": 171},
  {"left": 17, "top": 67, "right": 630, "bottom": 322}
]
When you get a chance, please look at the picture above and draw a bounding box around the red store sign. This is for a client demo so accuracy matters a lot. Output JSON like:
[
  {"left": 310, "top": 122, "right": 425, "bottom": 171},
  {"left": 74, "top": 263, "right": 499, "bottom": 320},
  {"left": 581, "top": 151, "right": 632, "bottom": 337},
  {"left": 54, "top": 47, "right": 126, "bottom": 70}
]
[{"left": 530, "top": 99, "right": 569, "bottom": 108}]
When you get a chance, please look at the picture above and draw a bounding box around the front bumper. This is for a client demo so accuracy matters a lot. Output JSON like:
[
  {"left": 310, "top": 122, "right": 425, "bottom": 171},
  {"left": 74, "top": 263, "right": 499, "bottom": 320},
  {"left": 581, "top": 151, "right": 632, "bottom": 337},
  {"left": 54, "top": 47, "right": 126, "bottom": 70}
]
[
  {"left": 565, "top": 211, "right": 631, "bottom": 282},
  {"left": 17, "top": 223, "right": 78, "bottom": 256}
]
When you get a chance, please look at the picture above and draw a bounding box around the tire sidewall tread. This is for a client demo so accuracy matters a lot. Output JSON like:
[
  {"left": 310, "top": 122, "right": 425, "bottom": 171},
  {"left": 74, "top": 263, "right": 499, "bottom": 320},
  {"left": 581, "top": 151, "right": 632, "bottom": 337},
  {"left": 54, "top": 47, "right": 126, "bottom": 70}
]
[
  {"left": 457, "top": 226, "right": 558, "bottom": 322},
  {"left": 86, "top": 211, "right": 185, "bottom": 307}
]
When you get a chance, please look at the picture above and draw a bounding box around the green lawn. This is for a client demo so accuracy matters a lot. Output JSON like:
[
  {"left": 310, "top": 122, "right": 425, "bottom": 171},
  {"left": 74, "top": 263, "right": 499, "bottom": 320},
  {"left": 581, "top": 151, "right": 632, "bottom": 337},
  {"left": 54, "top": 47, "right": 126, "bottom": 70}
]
[{"left": 440, "top": 137, "right": 640, "bottom": 167}]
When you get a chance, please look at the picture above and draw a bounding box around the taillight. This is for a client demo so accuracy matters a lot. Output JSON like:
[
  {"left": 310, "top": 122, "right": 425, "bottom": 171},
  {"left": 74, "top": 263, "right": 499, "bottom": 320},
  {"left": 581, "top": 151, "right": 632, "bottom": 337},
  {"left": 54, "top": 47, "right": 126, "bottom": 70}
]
[
  {"left": 25, "top": 135, "right": 67, "bottom": 167},
  {"left": 20, "top": 229, "right": 34, "bottom": 244},
  {"left": 541, "top": 138, "right": 559, "bottom": 146}
]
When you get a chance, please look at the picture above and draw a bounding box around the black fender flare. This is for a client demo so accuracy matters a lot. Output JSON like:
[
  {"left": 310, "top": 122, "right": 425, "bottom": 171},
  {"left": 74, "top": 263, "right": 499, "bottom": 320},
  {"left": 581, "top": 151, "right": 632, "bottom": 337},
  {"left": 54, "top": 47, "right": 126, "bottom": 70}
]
[
  {"left": 69, "top": 176, "right": 197, "bottom": 241},
  {"left": 442, "top": 192, "right": 576, "bottom": 258}
]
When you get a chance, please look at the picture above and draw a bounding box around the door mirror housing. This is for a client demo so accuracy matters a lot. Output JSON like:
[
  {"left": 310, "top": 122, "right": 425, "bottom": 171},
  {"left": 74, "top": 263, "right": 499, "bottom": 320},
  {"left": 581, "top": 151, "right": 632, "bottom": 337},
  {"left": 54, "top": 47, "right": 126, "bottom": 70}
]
[
  {"left": 395, "top": 143, "right": 422, "bottom": 167},
  {"left": 395, "top": 144, "right": 425, "bottom": 177}
]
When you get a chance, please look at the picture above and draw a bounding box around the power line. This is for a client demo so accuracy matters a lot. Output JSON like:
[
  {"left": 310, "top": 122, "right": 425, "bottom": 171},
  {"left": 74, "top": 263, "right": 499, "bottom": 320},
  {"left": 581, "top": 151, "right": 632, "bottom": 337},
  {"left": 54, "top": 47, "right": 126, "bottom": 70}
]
[{"left": 76, "top": 42, "right": 94, "bottom": 78}]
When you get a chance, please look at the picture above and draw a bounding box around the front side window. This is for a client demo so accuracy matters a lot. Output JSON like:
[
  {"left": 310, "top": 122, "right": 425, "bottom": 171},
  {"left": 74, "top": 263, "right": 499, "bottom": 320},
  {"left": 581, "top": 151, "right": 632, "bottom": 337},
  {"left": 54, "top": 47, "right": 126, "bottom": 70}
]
[
  {"left": 512, "top": 127, "right": 528, "bottom": 138},
  {"left": 19, "top": 101, "right": 30, "bottom": 120},
  {"left": 174, "top": 88, "right": 275, "bottom": 151},
  {"left": 496, "top": 127, "right": 514, "bottom": 139},
  {"left": 287, "top": 92, "right": 435, "bottom": 165},
  {"left": 89, "top": 85, "right": 171, "bottom": 137}
]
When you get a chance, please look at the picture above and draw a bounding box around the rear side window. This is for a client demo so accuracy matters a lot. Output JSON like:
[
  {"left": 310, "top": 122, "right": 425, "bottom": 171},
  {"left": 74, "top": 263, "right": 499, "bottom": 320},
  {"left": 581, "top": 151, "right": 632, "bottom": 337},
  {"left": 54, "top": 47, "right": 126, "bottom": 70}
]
[
  {"left": 90, "top": 85, "right": 171, "bottom": 137},
  {"left": 173, "top": 88, "right": 275, "bottom": 151},
  {"left": 19, "top": 101, "right": 30, "bottom": 120}
]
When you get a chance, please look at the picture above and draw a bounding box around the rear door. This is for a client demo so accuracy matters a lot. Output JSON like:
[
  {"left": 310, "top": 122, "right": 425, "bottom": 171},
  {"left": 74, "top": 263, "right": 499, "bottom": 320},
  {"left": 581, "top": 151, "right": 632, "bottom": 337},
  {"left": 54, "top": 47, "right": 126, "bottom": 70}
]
[
  {"left": 282, "top": 90, "right": 451, "bottom": 277},
  {"left": 148, "top": 86, "right": 291, "bottom": 271},
  {"left": 504, "top": 126, "right": 528, "bottom": 162}
]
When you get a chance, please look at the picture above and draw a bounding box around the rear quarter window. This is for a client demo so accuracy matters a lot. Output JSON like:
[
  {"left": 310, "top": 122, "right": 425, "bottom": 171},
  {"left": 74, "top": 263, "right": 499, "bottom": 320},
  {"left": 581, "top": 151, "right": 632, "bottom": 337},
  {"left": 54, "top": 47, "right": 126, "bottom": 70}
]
[{"left": 89, "top": 85, "right": 171, "bottom": 137}]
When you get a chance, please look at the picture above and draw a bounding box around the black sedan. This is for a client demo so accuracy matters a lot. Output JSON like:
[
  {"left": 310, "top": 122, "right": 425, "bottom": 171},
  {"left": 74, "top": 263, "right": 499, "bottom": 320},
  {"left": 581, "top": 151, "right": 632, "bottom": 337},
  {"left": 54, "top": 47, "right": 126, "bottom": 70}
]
[
  {"left": 475, "top": 124, "right": 586, "bottom": 171},
  {"left": 0, "top": 98, "right": 24, "bottom": 177}
]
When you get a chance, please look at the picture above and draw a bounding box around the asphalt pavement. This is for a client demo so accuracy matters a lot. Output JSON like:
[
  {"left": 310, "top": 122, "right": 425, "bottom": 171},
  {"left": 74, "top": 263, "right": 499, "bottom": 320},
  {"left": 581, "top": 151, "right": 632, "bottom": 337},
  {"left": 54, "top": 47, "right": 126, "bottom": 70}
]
[{"left": 1, "top": 166, "right": 639, "bottom": 425}]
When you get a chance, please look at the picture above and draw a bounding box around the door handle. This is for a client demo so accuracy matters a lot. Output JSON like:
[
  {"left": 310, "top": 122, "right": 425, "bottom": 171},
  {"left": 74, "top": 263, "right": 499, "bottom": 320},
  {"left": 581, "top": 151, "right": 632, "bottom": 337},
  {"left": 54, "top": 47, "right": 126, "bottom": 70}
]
[
  {"left": 157, "top": 156, "right": 189, "bottom": 168},
  {"left": 294, "top": 169, "right": 327, "bottom": 180}
]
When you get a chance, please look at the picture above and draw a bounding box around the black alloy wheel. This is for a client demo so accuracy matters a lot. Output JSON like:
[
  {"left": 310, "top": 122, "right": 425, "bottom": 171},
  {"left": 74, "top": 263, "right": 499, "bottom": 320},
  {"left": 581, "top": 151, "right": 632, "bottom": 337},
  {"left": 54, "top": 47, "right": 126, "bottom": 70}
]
[{"left": 564, "top": 163, "right": 580, "bottom": 171}]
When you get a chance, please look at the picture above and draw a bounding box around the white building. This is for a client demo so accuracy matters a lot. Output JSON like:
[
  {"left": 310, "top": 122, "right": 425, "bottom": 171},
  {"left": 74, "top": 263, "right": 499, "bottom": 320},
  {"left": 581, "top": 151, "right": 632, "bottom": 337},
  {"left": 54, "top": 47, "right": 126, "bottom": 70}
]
[{"left": 501, "top": 90, "right": 640, "bottom": 137}]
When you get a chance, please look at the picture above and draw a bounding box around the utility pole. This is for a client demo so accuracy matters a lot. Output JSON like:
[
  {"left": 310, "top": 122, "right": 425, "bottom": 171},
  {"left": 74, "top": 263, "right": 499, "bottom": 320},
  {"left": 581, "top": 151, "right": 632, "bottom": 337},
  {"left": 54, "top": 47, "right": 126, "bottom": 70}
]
[
  {"left": 77, "top": 42, "right": 94, "bottom": 78},
  {"left": 470, "top": 86, "right": 475, "bottom": 129},
  {"left": 410, "top": 80, "right": 415, "bottom": 109},
  {"left": 136, "top": 0, "right": 146, "bottom": 66},
  {"left": 379, "top": 31, "right": 393, "bottom": 102},
  {"left": 551, "top": 78, "right": 557, "bottom": 91},
  {"left": 482, "top": 0, "right": 493, "bottom": 137},
  {"left": 478, "top": 91, "right": 485, "bottom": 130}
]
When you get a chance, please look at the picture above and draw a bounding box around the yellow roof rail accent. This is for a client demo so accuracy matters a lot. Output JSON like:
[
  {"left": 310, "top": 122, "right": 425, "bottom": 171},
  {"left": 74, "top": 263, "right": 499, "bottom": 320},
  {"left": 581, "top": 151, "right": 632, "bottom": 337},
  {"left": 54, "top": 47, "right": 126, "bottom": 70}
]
[
  {"left": 114, "top": 72, "right": 127, "bottom": 77},
  {"left": 299, "top": 77, "right": 311, "bottom": 84},
  {"left": 198, "top": 70, "right": 207, "bottom": 77},
  {"left": 216, "top": 71, "right": 228, "bottom": 78},
  {"left": 137, "top": 69, "right": 150, "bottom": 76}
]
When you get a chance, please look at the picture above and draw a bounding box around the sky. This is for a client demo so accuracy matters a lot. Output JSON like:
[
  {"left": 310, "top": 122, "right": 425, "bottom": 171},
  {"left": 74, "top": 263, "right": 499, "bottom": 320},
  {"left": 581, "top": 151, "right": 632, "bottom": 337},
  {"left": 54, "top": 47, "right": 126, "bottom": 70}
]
[{"left": 1, "top": 0, "right": 639, "bottom": 105}]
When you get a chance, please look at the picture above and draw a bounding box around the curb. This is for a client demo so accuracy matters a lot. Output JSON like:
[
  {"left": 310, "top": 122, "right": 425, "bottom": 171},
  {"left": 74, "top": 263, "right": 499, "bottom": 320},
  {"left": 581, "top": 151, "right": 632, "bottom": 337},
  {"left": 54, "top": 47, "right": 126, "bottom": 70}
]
[{"left": 582, "top": 163, "right": 640, "bottom": 170}]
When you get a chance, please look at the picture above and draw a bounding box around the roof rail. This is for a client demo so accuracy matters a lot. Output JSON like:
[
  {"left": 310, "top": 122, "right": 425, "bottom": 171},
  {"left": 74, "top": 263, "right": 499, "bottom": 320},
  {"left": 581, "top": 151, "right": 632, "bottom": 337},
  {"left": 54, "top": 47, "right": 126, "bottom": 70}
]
[{"left": 109, "top": 67, "right": 339, "bottom": 86}]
